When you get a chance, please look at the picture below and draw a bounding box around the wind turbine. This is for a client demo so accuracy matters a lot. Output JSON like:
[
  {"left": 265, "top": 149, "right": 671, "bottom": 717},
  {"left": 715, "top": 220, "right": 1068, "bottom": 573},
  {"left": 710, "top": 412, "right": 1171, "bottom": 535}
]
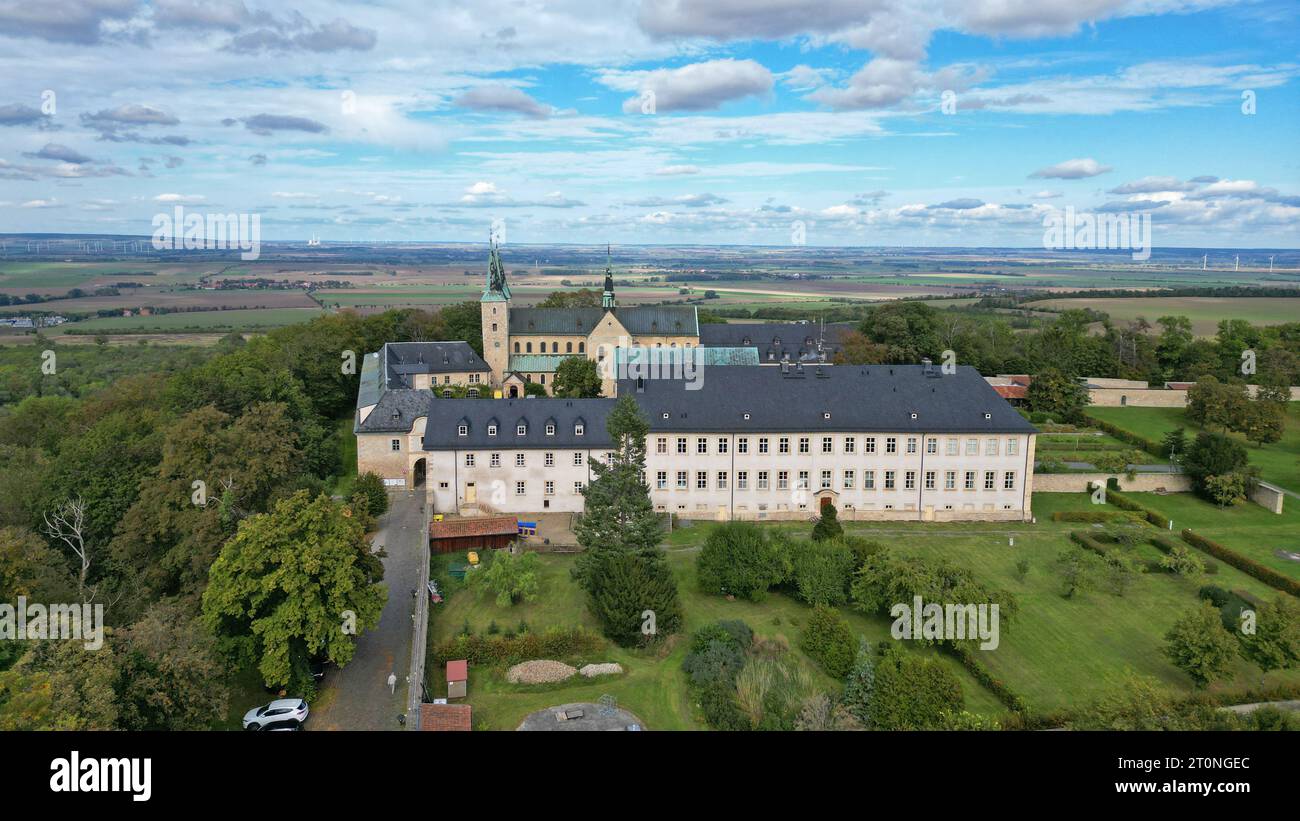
[
  {"left": 1202, "top": 254, "right": 1207, "bottom": 271},
  {"left": 1235, "top": 255, "right": 1240, "bottom": 272}
]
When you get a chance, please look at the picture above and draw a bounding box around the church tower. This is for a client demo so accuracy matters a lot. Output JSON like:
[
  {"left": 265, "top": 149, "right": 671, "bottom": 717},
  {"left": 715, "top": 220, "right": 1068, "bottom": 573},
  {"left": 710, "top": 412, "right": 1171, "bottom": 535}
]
[
  {"left": 480, "top": 239, "right": 511, "bottom": 388},
  {"left": 601, "top": 244, "right": 616, "bottom": 310}
]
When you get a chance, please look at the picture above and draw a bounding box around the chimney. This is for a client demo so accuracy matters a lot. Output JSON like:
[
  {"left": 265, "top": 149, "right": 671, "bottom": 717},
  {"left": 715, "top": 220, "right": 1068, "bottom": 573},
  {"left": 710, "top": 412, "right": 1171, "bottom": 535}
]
[{"left": 636, "top": 377, "right": 645, "bottom": 393}]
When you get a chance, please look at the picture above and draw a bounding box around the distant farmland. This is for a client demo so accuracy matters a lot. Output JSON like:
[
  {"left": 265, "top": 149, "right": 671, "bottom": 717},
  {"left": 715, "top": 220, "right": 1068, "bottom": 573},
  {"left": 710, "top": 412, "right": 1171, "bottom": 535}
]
[
  {"left": 63, "top": 307, "right": 325, "bottom": 334},
  {"left": 1034, "top": 296, "right": 1300, "bottom": 336}
]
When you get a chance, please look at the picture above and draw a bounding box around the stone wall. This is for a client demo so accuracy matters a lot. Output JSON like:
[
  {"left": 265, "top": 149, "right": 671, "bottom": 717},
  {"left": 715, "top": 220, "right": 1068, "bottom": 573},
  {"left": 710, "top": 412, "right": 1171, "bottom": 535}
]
[
  {"left": 1088, "top": 388, "right": 1188, "bottom": 407},
  {"left": 1250, "top": 481, "right": 1286, "bottom": 514},
  {"left": 1032, "top": 472, "right": 1192, "bottom": 493}
]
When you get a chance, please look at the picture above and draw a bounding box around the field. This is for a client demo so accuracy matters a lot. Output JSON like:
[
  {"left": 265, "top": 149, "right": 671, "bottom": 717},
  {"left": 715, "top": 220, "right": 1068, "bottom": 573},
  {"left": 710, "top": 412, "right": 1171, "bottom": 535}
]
[
  {"left": 62, "top": 307, "right": 325, "bottom": 334},
  {"left": 425, "top": 489, "right": 1300, "bottom": 728},
  {"left": 1088, "top": 404, "right": 1300, "bottom": 492},
  {"left": 1036, "top": 297, "right": 1300, "bottom": 337}
]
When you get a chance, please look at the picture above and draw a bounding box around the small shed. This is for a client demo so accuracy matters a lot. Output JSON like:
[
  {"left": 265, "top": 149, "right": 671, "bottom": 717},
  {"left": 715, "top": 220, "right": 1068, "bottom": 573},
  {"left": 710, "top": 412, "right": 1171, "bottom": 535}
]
[
  {"left": 420, "top": 703, "right": 471, "bottom": 732},
  {"left": 446, "top": 659, "right": 468, "bottom": 699},
  {"left": 429, "top": 516, "right": 518, "bottom": 554}
]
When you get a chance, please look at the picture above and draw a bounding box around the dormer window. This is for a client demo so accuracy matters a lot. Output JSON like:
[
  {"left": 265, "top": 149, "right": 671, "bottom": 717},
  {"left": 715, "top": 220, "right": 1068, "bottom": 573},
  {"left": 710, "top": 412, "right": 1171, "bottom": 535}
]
[
  {"left": 457, "top": 425, "right": 468, "bottom": 436},
  {"left": 823, "top": 412, "right": 831, "bottom": 419},
  {"left": 575, "top": 423, "right": 585, "bottom": 436},
  {"left": 662, "top": 412, "right": 670, "bottom": 419},
  {"left": 517, "top": 424, "right": 527, "bottom": 435},
  {"left": 910, "top": 412, "right": 918, "bottom": 420},
  {"left": 743, "top": 413, "right": 751, "bottom": 420},
  {"left": 546, "top": 424, "right": 556, "bottom": 436},
  {"left": 983, "top": 413, "right": 992, "bottom": 420},
  {"left": 487, "top": 424, "right": 497, "bottom": 436}
]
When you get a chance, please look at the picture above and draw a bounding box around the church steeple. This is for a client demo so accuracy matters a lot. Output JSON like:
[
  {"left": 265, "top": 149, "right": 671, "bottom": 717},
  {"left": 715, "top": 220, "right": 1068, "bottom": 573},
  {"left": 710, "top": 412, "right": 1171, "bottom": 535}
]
[
  {"left": 601, "top": 244, "right": 615, "bottom": 310},
  {"left": 483, "top": 234, "right": 511, "bottom": 302}
]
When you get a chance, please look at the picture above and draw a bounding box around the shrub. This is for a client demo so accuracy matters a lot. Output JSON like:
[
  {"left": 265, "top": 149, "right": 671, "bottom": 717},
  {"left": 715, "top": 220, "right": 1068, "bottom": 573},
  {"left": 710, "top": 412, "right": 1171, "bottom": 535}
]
[
  {"left": 1198, "top": 585, "right": 1231, "bottom": 608},
  {"left": 682, "top": 621, "right": 753, "bottom": 730},
  {"left": 799, "top": 605, "right": 856, "bottom": 678},
  {"left": 696, "top": 522, "right": 789, "bottom": 601},
  {"left": 429, "top": 626, "right": 603, "bottom": 667},
  {"left": 868, "top": 645, "right": 964, "bottom": 730},
  {"left": 790, "top": 538, "right": 856, "bottom": 606},
  {"left": 810, "top": 502, "right": 844, "bottom": 541},
  {"left": 1052, "top": 510, "right": 1126, "bottom": 523},
  {"left": 1163, "top": 602, "right": 1240, "bottom": 688},
  {"left": 353, "top": 471, "right": 389, "bottom": 517}
]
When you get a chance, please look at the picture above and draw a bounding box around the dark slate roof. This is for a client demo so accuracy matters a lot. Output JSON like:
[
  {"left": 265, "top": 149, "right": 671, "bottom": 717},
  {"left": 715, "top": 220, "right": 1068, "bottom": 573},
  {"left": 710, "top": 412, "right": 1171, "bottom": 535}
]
[
  {"left": 383, "top": 342, "right": 488, "bottom": 388},
  {"left": 356, "top": 388, "right": 433, "bottom": 433},
  {"left": 422, "top": 397, "right": 615, "bottom": 450},
  {"left": 697, "top": 321, "right": 853, "bottom": 363},
  {"left": 618, "top": 364, "right": 1037, "bottom": 434},
  {"left": 508, "top": 306, "right": 698, "bottom": 337}
]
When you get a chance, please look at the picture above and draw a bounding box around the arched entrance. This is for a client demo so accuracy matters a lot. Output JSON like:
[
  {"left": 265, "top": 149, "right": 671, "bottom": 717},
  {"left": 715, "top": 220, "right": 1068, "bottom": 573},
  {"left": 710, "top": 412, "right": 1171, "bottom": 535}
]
[
  {"left": 413, "top": 458, "right": 426, "bottom": 487},
  {"left": 508, "top": 385, "right": 519, "bottom": 398}
]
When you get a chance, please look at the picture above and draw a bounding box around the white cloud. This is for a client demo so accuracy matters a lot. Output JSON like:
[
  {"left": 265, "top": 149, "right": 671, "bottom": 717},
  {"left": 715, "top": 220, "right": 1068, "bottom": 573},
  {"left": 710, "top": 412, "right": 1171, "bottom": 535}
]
[
  {"left": 600, "top": 59, "right": 774, "bottom": 113},
  {"left": 1029, "top": 157, "right": 1112, "bottom": 179}
]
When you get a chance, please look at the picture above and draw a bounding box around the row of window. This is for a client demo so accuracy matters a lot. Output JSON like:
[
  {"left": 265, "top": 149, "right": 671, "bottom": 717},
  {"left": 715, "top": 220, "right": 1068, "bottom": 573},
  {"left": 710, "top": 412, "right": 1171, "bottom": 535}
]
[
  {"left": 652, "top": 468, "right": 1018, "bottom": 492},
  {"left": 456, "top": 422, "right": 586, "bottom": 437},
  {"left": 432, "top": 373, "right": 483, "bottom": 384},
  {"left": 655, "top": 435, "right": 1022, "bottom": 457},
  {"left": 463, "top": 451, "right": 611, "bottom": 468},
  {"left": 485, "top": 481, "right": 590, "bottom": 496}
]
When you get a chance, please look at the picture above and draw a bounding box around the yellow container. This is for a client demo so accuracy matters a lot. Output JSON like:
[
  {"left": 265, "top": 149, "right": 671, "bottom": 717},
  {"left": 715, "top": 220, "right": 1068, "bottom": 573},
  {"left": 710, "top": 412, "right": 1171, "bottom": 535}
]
[{"left": 467, "top": 551, "right": 479, "bottom": 565}]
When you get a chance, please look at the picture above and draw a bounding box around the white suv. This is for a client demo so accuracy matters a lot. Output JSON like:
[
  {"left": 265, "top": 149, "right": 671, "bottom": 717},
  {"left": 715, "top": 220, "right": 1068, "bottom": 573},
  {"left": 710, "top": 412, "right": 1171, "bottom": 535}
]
[{"left": 243, "top": 698, "right": 309, "bottom": 730}]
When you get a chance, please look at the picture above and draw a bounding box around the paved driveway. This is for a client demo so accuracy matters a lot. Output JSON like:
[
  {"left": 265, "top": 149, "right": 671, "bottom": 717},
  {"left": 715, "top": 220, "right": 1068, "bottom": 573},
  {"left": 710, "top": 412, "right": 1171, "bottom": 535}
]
[{"left": 310, "top": 490, "right": 426, "bottom": 731}]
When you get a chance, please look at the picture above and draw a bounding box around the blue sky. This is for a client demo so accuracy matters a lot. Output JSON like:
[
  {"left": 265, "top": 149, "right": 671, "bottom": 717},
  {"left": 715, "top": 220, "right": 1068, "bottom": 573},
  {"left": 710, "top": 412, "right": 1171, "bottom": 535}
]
[{"left": 1, "top": 0, "right": 1297, "bottom": 247}]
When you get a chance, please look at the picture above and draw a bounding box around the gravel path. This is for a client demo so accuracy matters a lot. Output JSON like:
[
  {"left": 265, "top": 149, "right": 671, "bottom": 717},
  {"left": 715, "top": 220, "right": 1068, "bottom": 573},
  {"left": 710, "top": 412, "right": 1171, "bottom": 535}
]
[{"left": 308, "top": 490, "right": 425, "bottom": 731}]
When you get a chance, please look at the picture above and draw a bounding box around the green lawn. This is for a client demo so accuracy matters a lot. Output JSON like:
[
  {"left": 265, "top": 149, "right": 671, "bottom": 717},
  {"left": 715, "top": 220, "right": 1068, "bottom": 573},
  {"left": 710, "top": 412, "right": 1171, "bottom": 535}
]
[
  {"left": 325, "top": 416, "right": 358, "bottom": 498},
  {"left": 1088, "top": 403, "right": 1300, "bottom": 492},
  {"left": 1122, "top": 491, "right": 1300, "bottom": 581},
  {"left": 427, "top": 549, "right": 1004, "bottom": 730},
  {"left": 425, "top": 494, "right": 1300, "bottom": 727}
]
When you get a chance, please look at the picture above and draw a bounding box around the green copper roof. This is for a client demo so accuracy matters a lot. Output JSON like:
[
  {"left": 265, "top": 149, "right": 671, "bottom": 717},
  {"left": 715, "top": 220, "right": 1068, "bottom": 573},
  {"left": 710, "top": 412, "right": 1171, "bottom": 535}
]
[
  {"left": 509, "top": 353, "right": 575, "bottom": 372},
  {"left": 613, "top": 346, "right": 760, "bottom": 367}
]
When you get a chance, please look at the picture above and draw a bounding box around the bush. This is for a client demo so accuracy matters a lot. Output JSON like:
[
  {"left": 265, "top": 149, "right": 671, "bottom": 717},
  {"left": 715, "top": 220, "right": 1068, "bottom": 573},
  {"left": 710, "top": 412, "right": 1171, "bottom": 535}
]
[
  {"left": 790, "top": 538, "right": 856, "bottom": 606},
  {"left": 682, "top": 621, "right": 753, "bottom": 730},
  {"left": 687, "top": 619, "right": 753, "bottom": 655},
  {"left": 696, "top": 522, "right": 789, "bottom": 601},
  {"left": 810, "top": 502, "right": 843, "bottom": 541},
  {"left": 1052, "top": 510, "right": 1127, "bottom": 523},
  {"left": 353, "top": 471, "right": 389, "bottom": 517},
  {"left": 799, "top": 605, "right": 856, "bottom": 678},
  {"left": 429, "top": 627, "right": 603, "bottom": 667},
  {"left": 868, "top": 645, "right": 964, "bottom": 730}
]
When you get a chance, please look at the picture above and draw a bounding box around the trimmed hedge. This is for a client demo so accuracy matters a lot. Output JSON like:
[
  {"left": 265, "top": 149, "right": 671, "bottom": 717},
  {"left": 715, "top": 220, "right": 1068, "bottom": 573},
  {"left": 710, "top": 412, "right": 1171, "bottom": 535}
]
[
  {"left": 949, "top": 645, "right": 1026, "bottom": 714},
  {"left": 430, "top": 626, "right": 605, "bottom": 667},
  {"left": 1052, "top": 510, "right": 1129, "bottom": 523},
  {"left": 1083, "top": 414, "right": 1165, "bottom": 459},
  {"left": 1069, "top": 530, "right": 1162, "bottom": 573},
  {"left": 1105, "top": 488, "right": 1172, "bottom": 529},
  {"left": 1180, "top": 530, "right": 1300, "bottom": 598}
]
